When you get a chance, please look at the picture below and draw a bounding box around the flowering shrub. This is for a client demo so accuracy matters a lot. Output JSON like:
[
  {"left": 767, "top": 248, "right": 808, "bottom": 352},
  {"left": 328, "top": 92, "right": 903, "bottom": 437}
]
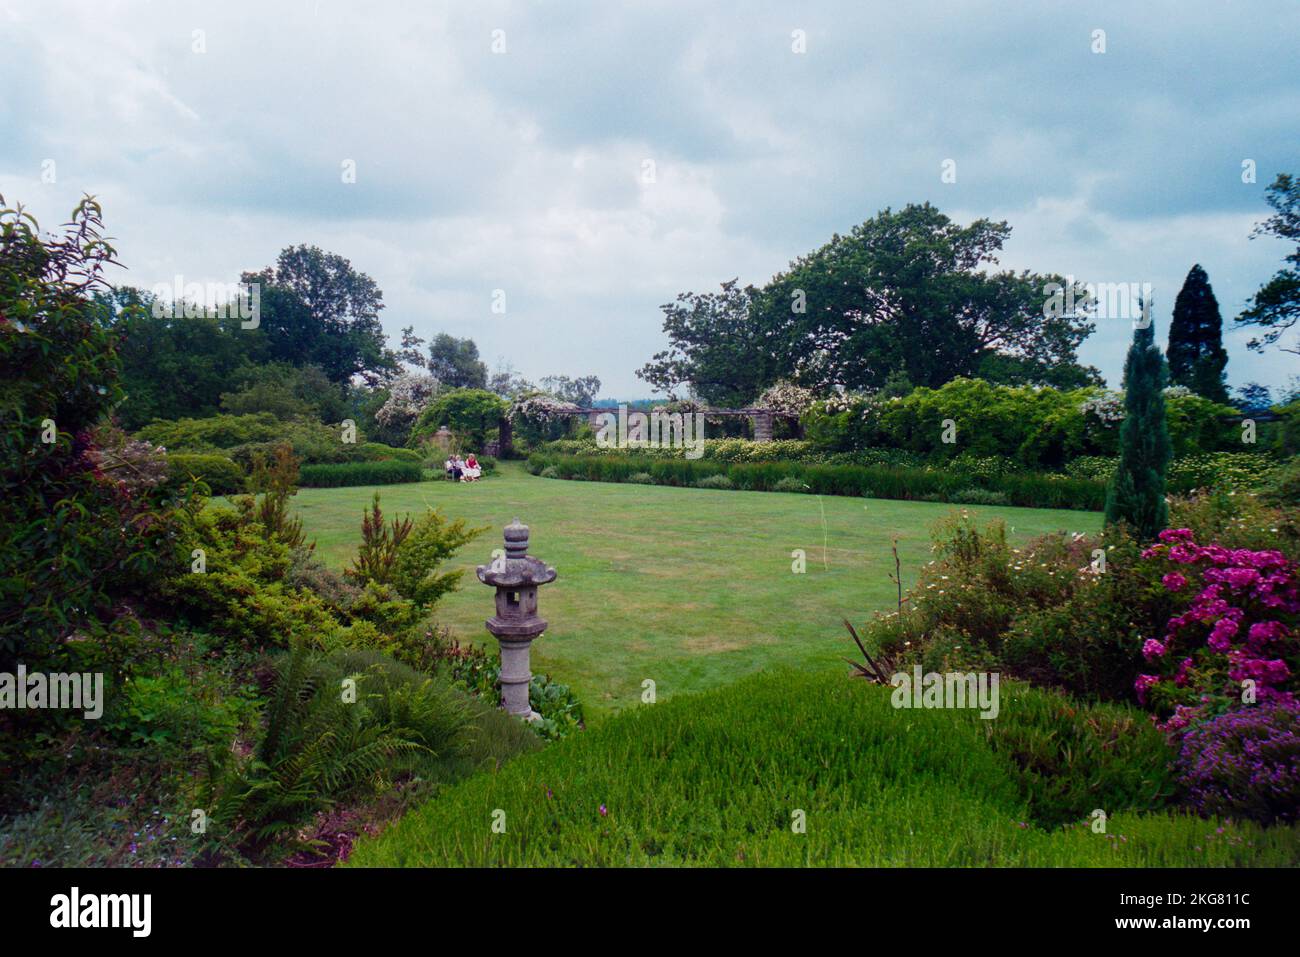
[
  {"left": 1174, "top": 700, "right": 1300, "bottom": 824},
  {"left": 1167, "top": 452, "right": 1279, "bottom": 494},
  {"left": 509, "top": 391, "right": 580, "bottom": 446},
  {"left": 1169, "top": 487, "right": 1300, "bottom": 555},
  {"left": 1080, "top": 390, "right": 1125, "bottom": 426},
  {"left": 1066, "top": 452, "right": 1280, "bottom": 494},
  {"left": 1064, "top": 455, "right": 1118, "bottom": 481},
  {"left": 510, "top": 392, "right": 580, "bottom": 423},
  {"left": 374, "top": 372, "right": 441, "bottom": 432},
  {"left": 754, "top": 380, "right": 816, "bottom": 418},
  {"left": 648, "top": 398, "right": 735, "bottom": 431},
  {"left": 1136, "top": 529, "right": 1299, "bottom": 731},
  {"left": 803, "top": 379, "right": 1239, "bottom": 467}
]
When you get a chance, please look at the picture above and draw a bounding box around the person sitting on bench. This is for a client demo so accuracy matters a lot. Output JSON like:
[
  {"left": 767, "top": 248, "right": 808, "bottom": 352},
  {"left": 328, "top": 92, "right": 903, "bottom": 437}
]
[{"left": 462, "top": 453, "right": 482, "bottom": 482}]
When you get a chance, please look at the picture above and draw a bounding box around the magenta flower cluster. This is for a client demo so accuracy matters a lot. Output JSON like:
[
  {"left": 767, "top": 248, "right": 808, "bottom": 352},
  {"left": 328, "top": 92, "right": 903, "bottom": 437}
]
[{"left": 1136, "top": 529, "right": 1299, "bottom": 727}]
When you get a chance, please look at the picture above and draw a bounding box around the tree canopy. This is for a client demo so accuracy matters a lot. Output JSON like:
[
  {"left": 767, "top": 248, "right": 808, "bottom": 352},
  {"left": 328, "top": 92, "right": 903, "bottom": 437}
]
[
  {"left": 426, "top": 333, "right": 488, "bottom": 389},
  {"left": 639, "top": 204, "right": 1098, "bottom": 403},
  {"left": 1237, "top": 172, "right": 1300, "bottom": 355},
  {"left": 241, "top": 244, "right": 395, "bottom": 385},
  {"left": 539, "top": 374, "right": 603, "bottom": 407}
]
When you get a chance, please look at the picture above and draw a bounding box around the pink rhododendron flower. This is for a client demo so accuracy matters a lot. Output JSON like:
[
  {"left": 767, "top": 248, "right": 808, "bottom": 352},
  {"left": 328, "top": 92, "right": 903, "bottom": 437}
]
[
  {"left": 1139, "top": 531, "right": 1297, "bottom": 732},
  {"left": 1227, "top": 653, "right": 1291, "bottom": 686},
  {"left": 1134, "top": 674, "right": 1159, "bottom": 704},
  {"left": 1247, "top": 620, "right": 1288, "bottom": 648},
  {"left": 1142, "top": 638, "right": 1167, "bottom": 661}
]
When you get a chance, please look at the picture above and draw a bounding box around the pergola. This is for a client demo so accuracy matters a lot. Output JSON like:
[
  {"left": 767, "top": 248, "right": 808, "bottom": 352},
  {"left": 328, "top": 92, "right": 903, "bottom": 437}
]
[
  {"left": 574, "top": 406, "right": 799, "bottom": 443},
  {"left": 489, "top": 405, "right": 799, "bottom": 456}
]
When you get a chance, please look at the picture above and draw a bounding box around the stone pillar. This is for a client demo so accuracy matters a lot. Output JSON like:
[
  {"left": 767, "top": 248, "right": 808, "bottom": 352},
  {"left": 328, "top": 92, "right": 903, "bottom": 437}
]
[
  {"left": 588, "top": 410, "right": 603, "bottom": 428},
  {"left": 476, "top": 520, "right": 557, "bottom": 723},
  {"left": 497, "top": 637, "right": 534, "bottom": 719},
  {"left": 752, "top": 410, "right": 774, "bottom": 443}
]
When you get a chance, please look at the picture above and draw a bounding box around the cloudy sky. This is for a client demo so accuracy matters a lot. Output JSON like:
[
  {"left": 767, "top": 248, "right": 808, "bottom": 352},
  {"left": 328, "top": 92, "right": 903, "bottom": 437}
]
[{"left": 2, "top": 0, "right": 1296, "bottom": 396}]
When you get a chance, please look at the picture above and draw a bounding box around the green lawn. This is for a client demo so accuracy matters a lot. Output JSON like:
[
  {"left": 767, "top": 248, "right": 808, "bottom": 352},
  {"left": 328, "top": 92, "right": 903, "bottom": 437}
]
[{"left": 293, "top": 462, "right": 1101, "bottom": 720}]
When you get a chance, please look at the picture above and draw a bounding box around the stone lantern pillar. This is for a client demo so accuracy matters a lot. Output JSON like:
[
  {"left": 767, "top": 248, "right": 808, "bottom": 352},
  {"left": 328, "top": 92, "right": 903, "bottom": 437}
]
[{"left": 476, "top": 519, "right": 557, "bottom": 722}]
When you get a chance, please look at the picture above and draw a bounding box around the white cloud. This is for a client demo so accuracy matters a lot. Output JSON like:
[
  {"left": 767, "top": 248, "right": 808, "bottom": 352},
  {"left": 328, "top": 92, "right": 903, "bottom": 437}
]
[{"left": 1, "top": 0, "right": 1295, "bottom": 395}]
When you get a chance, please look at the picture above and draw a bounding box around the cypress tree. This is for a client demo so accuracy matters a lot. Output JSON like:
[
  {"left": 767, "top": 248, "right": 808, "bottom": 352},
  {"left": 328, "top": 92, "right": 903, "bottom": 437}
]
[
  {"left": 1167, "top": 264, "right": 1229, "bottom": 402},
  {"left": 1105, "top": 317, "right": 1171, "bottom": 540}
]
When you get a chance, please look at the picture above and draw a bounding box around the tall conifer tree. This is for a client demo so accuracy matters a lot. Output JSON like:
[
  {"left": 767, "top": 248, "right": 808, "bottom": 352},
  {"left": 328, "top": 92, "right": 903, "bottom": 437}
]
[
  {"left": 1167, "top": 264, "right": 1229, "bottom": 402},
  {"left": 1105, "top": 317, "right": 1172, "bottom": 540}
]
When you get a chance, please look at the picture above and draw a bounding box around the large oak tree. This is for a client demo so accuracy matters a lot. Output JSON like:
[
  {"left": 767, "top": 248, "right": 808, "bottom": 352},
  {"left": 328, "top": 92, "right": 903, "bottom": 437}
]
[
  {"left": 242, "top": 245, "right": 395, "bottom": 386},
  {"left": 639, "top": 204, "right": 1098, "bottom": 402}
]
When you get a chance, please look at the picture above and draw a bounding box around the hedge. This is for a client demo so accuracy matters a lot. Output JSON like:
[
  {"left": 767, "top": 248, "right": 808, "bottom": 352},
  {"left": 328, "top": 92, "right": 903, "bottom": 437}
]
[
  {"left": 527, "top": 453, "right": 1106, "bottom": 511},
  {"left": 164, "top": 453, "right": 245, "bottom": 494},
  {"left": 298, "top": 460, "right": 424, "bottom": 487},
  {"left": 802, "top": 379, "right": 1243, "bottom": 469}
]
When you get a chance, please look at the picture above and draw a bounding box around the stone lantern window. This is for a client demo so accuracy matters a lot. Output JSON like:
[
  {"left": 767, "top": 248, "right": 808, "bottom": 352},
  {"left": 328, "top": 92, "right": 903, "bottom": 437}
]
[{"left": 476, "top": 519, "right": 557, "bottom": 722}]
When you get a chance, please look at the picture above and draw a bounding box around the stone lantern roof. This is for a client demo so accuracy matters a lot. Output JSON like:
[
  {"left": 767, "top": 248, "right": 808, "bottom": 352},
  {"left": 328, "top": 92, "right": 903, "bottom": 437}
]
[{"left": 476, "top": 519, "right": 557, "bottom": 588}]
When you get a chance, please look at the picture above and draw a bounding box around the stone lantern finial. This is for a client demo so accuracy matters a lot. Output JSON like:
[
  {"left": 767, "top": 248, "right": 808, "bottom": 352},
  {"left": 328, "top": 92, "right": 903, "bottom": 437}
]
[
  {"left": 504, "top": 518, "right": 529, "bottom": 558},
  {"left": 476, "top": 519, "right": 557, "bottom": 723}
]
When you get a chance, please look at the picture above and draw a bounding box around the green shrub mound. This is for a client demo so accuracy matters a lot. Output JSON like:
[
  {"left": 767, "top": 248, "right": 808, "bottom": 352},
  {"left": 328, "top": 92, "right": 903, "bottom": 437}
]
[
  {"left": 164, "top": 453, "right": 245, "bottom": 494},
  {"left": 1266, "top": 457, "right": 1300, "bottom": 506},
  {"left": 410, "top": 389, "right": 508, "bottom": 450},
  {"left": 357, "top": 442, "right": 423, "bottom": 464},
  {"left": 299, "top": 460, "right": 424, "bottom": 487},
  {"left": 527, "top": 453, "right": 1106, "bottom": 511},
  {"left": 950, "top": 488, "right": 1009, "bottom": 506},
  {"left": 348, "top": 670, "right": 1298, "bottom": 867},
  {"left": 137, "top": 412, "right": 419, "bottom": 468}
]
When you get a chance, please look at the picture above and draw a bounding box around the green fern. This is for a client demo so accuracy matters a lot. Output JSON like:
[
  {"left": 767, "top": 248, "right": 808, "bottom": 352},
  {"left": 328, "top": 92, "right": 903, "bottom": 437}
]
[{"left": 209, "top": 646, "right": 470, "bottom": 851}]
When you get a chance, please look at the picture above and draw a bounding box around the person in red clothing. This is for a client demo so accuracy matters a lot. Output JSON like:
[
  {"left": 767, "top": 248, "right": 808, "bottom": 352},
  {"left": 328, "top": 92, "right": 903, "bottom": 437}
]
[{"left": 462, "top": 453, "right": 482, "bottom": 482}]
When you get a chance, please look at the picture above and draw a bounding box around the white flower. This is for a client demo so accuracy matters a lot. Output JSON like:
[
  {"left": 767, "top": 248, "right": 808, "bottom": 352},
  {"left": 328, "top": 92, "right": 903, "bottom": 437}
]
[
  {"left": 377, "top": 372, "right": 442, "bottom": 428},
  {"left": 512, "top": 393, "right": 581, "bottom": 423}
]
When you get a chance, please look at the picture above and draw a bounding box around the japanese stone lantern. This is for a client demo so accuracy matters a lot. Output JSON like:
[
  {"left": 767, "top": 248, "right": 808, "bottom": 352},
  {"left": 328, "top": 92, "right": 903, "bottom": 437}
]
[{"left": 476, "top": 519, "right": 557, "bottom": 722}]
